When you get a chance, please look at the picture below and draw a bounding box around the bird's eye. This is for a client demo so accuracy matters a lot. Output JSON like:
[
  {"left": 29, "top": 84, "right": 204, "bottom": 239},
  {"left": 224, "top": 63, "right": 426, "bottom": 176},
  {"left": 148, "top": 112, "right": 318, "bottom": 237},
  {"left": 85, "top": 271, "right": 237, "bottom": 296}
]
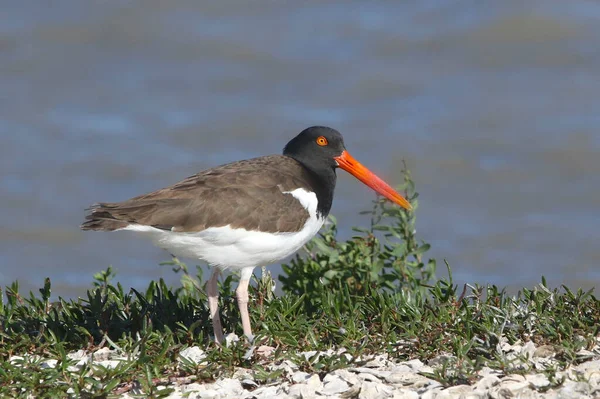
[{"left": 316, "top": 136, "right": 328, "bottom": 146}]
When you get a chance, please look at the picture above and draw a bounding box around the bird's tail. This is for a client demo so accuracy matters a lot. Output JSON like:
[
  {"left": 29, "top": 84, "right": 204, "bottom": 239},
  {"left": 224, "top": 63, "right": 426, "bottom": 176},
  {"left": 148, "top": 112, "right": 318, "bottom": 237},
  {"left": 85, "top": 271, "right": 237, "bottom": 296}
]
[{"left": 80, "top": 203, "right": 130, "bottom": 231}]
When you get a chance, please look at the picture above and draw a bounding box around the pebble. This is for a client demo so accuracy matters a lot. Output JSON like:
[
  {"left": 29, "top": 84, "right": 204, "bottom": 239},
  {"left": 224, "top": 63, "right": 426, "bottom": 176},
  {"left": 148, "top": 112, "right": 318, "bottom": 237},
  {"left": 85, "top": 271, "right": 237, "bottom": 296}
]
[
  {"left": 286, "top": 373, "right": 322, "bottom": 398},
  {"left": 333, "top": 368, "right": 360, "bottom": 386},
  {"left": 178, "top": 346, "right": 207, "bottom": 365},
  {"left": 9, "top": 339, "right": 600, "bottom": 399},
  {"left": 358, "top": 380, "right": 394, "bottom": 399},
  {"left": 533, "top": 345, "right": 555, "bottom": 358},
  {"left": 9, "top": 355, "right": 25, "bottom": 365},
  {"left": 291, "top": 371, "right": 310, "bottom": 384},
  {"left": 224, "top": 333, "right": 239, "bottom": 347},
  {"left": 40, "top": 359, "right": 58, "bottom": 369},
  {"left": 436, "top": 385, "right": 473, "bottom": 399},
  {"left": 92, "top": 347, "right": 114, "bottom": 361},
  {"left": 392, "top": 390, "right": 419, "bottom": 399},
  {"left": 526, "top": 373, "right": 550, "bottom": 388},
  {"left": 94, "top": 359, "right": 123, "bottom": 369},
  {"left": 67, "top": 349, "right": 87, "bottom": 361},
  {"left": 474, "top": 375, "right": 500, "bottom": 391},
  {"left": 319, "top": 375, "right": 349, "bottom": 396}
]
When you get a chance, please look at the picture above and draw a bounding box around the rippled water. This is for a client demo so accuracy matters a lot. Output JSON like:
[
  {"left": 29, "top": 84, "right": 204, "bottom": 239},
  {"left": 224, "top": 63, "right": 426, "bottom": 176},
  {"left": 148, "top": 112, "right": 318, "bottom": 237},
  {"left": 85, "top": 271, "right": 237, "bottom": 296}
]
[{"left": 1, "top": 1, "right": 599, "bottom": 298}]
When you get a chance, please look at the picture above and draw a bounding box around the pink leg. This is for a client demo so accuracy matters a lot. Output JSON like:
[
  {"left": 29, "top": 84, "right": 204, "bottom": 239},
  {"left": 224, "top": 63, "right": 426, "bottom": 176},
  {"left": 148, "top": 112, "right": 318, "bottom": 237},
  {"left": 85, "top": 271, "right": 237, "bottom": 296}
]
[
  {"left": 236, "top": 267, "right": 255, "bottom": 342},
  {"left": 207, "top": 268, "right": 224, "bottom": 344}
]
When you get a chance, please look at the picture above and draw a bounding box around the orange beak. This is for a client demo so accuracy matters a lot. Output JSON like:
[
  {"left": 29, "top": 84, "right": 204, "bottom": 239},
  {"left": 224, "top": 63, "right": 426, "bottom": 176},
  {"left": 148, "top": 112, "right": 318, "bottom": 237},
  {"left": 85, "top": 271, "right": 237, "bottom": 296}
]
[{"left": 334, "top": 150, "right": 412, "bottom": 210}]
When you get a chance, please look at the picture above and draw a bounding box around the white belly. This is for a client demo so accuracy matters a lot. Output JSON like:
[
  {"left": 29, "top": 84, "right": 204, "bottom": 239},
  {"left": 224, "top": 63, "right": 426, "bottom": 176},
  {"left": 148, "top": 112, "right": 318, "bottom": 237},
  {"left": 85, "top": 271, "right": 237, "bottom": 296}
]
[{"left": 118, "top": 188, "right": 325, "bottom": 270}]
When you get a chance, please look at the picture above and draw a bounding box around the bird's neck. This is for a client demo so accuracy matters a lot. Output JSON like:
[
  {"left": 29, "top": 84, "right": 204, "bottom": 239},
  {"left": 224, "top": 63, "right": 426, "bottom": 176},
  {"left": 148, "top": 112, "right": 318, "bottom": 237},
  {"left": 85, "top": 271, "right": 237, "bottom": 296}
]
[
  {"left": 314, "top": 172, "right": 336, "bottom": 219},
  {"left": 300, "top": 163, "right": 336, "bottom": 219}
]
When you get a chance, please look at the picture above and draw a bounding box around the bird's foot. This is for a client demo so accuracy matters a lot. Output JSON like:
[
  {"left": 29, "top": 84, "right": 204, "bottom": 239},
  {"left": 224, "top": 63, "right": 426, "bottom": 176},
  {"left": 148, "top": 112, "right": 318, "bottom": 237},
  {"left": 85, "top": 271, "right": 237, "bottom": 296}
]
[
  {"left": 242, "top": 334, "right": 275, "bottom": 360},
  {"left": 246, "top": 333, "right": 255, "bottom": 345},
  {"left": 243, "top": 344, "right": 276, "bottom": 360}
]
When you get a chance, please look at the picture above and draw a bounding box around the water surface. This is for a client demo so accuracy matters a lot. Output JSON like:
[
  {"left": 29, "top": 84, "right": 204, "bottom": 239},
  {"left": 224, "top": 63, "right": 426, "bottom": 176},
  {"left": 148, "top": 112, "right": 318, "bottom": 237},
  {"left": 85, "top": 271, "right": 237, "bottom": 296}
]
[{"left": 1, "top": 0, "right": 599, "bottom": 298}]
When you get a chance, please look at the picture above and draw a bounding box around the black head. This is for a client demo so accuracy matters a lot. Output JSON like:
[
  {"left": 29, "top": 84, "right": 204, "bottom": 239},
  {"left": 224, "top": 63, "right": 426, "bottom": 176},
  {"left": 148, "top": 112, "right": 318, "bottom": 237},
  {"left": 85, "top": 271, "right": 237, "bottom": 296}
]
[
  {"left": 282, "top": 125, "right": 413, "bottom": 216},
  {"left": 283, "top": 126, "right": 346, "bottom": 172}
]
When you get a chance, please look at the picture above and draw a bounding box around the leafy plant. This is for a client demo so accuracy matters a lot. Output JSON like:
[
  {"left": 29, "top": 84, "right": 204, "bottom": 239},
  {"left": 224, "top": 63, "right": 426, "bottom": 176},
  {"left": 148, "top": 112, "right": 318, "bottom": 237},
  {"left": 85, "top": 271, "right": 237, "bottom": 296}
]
[
  {"left": 279, "top": 162, "right": 436, "bottom": 313},
  {"left": 1, "top": 164, "right": 599, "bottom": 397}
]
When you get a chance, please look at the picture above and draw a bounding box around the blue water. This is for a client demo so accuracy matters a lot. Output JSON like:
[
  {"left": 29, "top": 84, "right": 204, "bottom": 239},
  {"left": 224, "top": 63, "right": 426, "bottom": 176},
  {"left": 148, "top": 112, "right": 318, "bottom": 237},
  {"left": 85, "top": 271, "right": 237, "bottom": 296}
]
[{"left": 1, "top": 0, "right": 599, "bottom": 298}]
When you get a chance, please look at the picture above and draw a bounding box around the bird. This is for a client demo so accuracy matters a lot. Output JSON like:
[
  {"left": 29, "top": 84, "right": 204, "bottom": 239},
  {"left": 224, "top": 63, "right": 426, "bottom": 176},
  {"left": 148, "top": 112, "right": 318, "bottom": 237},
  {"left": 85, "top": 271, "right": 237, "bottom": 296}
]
[{"left": 81, "top": 126, "right": 412, "bottom": 344}]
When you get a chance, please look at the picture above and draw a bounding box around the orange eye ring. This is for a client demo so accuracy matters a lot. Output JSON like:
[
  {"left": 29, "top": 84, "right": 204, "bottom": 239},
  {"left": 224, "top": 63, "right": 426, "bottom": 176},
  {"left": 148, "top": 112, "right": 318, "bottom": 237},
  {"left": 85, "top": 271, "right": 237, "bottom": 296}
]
[{"left": 316, "top": 136, "right": 328, "bottom": 146}]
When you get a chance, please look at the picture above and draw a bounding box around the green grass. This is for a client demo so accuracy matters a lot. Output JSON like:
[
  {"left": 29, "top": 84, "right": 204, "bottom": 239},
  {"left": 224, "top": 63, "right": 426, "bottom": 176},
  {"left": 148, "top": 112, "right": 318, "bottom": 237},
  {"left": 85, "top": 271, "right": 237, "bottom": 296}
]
[{"left": 1, "top": 166, "right": 598, "bottom": 397}]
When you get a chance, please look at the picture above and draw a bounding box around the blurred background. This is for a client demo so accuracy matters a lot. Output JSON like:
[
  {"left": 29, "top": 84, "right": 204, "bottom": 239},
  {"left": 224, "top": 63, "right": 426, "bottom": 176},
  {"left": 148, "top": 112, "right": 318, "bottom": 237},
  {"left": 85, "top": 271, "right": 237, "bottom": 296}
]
[{"left": 1, "top": 0, "right": 599, "bottom": 299}]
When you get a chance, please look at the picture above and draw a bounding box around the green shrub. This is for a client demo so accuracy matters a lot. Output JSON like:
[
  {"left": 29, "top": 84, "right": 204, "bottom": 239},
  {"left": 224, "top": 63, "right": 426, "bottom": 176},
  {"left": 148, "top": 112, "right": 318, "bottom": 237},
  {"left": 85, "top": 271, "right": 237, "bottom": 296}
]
[
  {"left": 279, "top": 163, "right": 436, "bottom": 314},
  {"left": 1, "top": 163, "right": 599, "bottom": 397}
]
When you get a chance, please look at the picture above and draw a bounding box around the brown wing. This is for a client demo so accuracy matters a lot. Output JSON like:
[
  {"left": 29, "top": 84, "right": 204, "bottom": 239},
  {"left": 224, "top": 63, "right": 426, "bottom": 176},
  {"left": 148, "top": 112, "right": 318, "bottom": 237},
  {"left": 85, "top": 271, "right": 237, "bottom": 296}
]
[{"left": 81, "top": 155, "right": 315, "bottom": 233}]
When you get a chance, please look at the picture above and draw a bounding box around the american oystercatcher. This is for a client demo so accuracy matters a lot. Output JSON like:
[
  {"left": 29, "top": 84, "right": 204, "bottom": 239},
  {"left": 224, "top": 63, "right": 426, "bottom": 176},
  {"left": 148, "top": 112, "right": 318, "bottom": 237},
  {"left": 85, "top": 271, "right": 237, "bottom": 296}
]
[{"left": 81, "top": 126, "right": 412, "bottom": 343}]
